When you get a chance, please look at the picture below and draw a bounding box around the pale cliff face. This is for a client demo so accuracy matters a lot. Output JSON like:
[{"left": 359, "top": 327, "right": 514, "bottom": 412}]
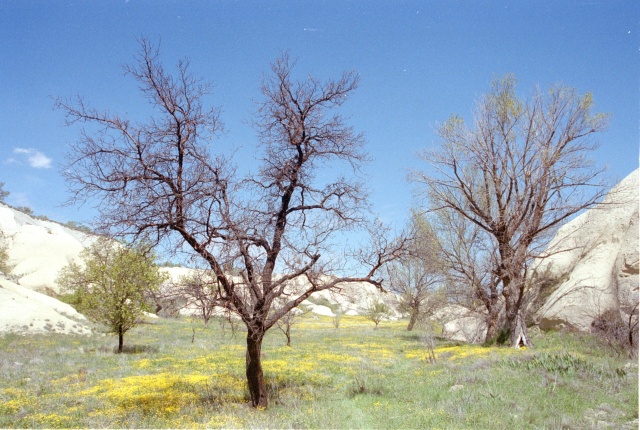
[
  {"left": 0, "top": 203, "right": 95, "bottom": 294},
  {"left": 532, "top": 169, "right": 639, "bottom": 331}
]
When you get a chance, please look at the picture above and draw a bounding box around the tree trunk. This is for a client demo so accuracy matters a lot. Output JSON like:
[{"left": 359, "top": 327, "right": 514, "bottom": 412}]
[
  {"left": 118, "top": 328, "right": 124, "bottom": 353},
  {"left": 509, "top": 311, "right": 532, "bottom": 348},
  {"left": 285, "top": 325, "right": 291, "bottom": 347},
  {"left": 484, "top": 304, "right": 501, "bottom": 342},
  {"left": 485, "top": 316, "right": 499, "bottom": 342},
  {"left": 505, "top": 295, "right": 533, "bottom": 348},
  {"left": 246, "top": 328, "right": 268, "bottom": 408},
  {"left": 407, "top": 309, "right": 419, "bottom": 331}
]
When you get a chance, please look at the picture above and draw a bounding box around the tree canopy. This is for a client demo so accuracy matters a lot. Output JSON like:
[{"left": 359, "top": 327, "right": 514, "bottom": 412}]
[
  {"left": 57, "top": 237, "right": 167, "bottom": 353},
  {"left": 57, "top": 39, "right": 407, "bottom": 407},
  {"left": 414, "top": 75, "right": 609, "bottom": 347}
]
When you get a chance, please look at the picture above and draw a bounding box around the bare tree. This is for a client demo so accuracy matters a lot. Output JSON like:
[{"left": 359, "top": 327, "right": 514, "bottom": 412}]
[
  {"left": 387, "top": 212, "right": 445, "bottom": 331},
  {"left": 272, "top": 298, "right": 310, "bottom": 347},
  {"left": 434, "top": 206, "right": 504, "bottom": 341},
  {"left": 177, "top": 269, "right": 222, "bottom": 325},
  {"left": 413, "top": 75, "right": 609, "bottom": 348},
  {"left": 57, "top": 40, "right": 406, "bottom": 408}
]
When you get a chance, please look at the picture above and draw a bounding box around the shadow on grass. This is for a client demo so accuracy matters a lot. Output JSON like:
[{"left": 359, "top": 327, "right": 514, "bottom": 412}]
[{"left": 92, "top": 344, "right": 160, "bottom": 354}]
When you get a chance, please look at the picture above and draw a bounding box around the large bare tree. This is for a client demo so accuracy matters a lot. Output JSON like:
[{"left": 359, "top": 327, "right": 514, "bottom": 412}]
[
  {"left": 57, "top": 40, "right": 406, "bottom": 408},
  {"left": 414, "top": 75, "right": 609, "bottom": 347}
]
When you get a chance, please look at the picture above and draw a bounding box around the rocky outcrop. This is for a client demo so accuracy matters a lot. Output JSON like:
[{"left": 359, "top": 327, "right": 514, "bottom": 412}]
[
  {"left": 158, "top": 268, "right": 398, "bottom": 319},
  {"left": 0, "top": 275, "right": 92, "bottom": 335},
  {"left": 432, "top": 305, "right": 487, "bottom": 343},
  {"left": 532, "top": 169, "right": 639, "bottom": 331},
  {"left": 0, "top": 203, "right": 95, "bottom": 293}
]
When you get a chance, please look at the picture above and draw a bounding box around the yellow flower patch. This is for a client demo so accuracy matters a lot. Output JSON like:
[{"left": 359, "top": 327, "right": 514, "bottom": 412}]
[
  {"left": 0, "top": 387, "right": 31, "bottom": 414},
  {"left": 80, "top": 373, "right": 212, "bottom": 415},
  {"left": 25, "top": 413, "right": 73, "bottom": 428}
]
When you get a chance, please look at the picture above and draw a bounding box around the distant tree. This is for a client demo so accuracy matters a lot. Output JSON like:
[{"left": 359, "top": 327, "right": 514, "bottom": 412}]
[
  {"left": 365, "top": 300, "right": 392, "bottom": 329},
  {"left": 387, "top": 212, "right": 445, "bottom": 331},
  {"left": 332, "top": 306, "right": 343, "bottom": 329},
  {"left": 414, "top": 75, "right": 609, "bottom": 347},
  {"left": 272, "top": 299, "right": 311, "bottom": 347},
  {"left": 63, "top": 221, "right": 94, "bottom": 234},
  {"left": 0, "top": 182, "right": 9, "bottom": 203},
  {"left": 57, "top": 237, "right": 167, "bottom": 353},
  {"left": 57, "top": 39, "right": 407, "bottom": 407},
  {"left": 177, "top": 269, "right": 222, "bottom": 325},
  {"left": 15, "top": 206, "right": 33, "bottom": 216}
]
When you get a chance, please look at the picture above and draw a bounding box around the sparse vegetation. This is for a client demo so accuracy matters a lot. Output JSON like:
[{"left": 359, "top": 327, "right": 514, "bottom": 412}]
[
  {"left": 14, "top": 206, "right": 33, "bottom": 216},
  {"left": 0, "top": 182, "right": 9, "bottom": 203},
  {"left": 0, "top": 232, "right": 11, "bottom": 274},
  {"left": 591, "top": 308, "right": 639, "bottom": 359},
  {"left": 63, "top": 220, "right": 94, "bottom": 234},
  {"left": 0, "top": 316, "right": 636, "bottom": 429}
]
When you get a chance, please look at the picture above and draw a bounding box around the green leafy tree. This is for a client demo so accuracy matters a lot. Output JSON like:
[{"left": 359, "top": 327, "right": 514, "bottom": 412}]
[
  {"left": 57, "top": 237, "right": 167, "bottom": 352},
  {"left": 365, "top": 300, "right": 392, "bottom": 329}
]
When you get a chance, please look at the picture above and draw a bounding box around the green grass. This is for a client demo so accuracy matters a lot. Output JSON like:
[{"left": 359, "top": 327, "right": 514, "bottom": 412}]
[{"left": 0, "top": 315, "right": 637, "bottom": 429}]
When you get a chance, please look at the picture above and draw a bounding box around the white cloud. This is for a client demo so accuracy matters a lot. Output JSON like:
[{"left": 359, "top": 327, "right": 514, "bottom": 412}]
[{"left": 13, "top": 148, "right": 52, "bottom": 169}]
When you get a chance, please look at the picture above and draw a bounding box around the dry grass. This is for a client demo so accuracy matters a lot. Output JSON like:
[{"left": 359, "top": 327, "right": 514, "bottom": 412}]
[{"left": 0, "top": 315, "right": 637, "bottom": 428}]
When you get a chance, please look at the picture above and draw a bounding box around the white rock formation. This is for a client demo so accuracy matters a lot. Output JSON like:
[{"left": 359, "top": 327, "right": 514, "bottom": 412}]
[
  {"left": 432, "top": 305, "right": 488, "bottom": 343},
  {"left": 0, "top": 203, "right": 95, "bottom": 293},
  {"left": 156, "top": 268, "right": 398, "bottom": 319},
  {"left": 302, "top": 303, "right": 336, "bottom": 317},
  {"left": 532, "top": 169, "right": 639, "bottom": 331},
  {"left": 0, "top": 275, "right": 92, "bottom": 335},
  {"left": 0, "top": 204, "right": 399, "bottom": 331}
]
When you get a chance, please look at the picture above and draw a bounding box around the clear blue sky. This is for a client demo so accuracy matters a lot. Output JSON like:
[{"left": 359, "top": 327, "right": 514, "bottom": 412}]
[{"left": 1, "top": 1, "right": 638, "bottom": 230}]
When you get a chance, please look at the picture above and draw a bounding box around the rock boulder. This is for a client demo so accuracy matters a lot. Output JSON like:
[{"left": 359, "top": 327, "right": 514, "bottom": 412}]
[
  {"left": 0, "top": 275, "right": 92, "bottom": 335},
  {"left": 532, "top": 169, "right": 639, "bottom": 331}
]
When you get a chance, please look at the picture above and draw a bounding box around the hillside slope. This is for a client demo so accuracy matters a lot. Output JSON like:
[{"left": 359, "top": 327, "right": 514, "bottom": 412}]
[{"left": 0, "top": 203, "right": 95, "bottom": 294}]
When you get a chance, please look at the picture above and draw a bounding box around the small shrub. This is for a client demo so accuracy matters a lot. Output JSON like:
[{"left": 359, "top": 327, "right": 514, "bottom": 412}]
[
  {"left": 365, "top": 300, "right": 392, "bottom": 329},
  {"left": 416, "top": 320, "right": 438, "bottom": 363},
  {"left": 505, "top": 351, "right": 628, "bottom": 379},
  {"left": 347, "top": 364, "right": 384, "bottom": 397},
  {"left": 0, "top": 233, "right": 11, "bottom": 274},
  {"left": 332, "top": 312, "right": 342, "bottom": 329},
  {"left": 15, "top": 206, "right": 33, "bottom": 216},
  {"left": 591, "top": 308, "right": 638, "bottom": 358}
]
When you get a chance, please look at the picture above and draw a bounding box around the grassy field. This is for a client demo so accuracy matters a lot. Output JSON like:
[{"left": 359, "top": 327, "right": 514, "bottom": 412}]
[{"left": 0, "top": 315, "right": 637, "bottom": 429}]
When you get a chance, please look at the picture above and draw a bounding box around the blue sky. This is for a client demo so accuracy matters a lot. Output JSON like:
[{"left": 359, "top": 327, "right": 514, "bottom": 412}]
[{"left": 1, "top": 1, "right": 638, "bottom": 231}]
